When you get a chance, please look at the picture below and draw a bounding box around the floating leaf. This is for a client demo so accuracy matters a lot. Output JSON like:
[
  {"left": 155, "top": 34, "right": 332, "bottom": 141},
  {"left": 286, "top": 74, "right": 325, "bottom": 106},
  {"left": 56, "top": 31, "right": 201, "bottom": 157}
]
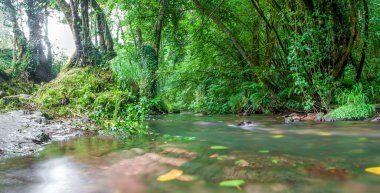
[
  {"left": 210, "top": 146, "right": 228, "bottom": 150},
  {"left": 365, "top": 167, "right": 380, "bottom": 175},
  {"left": 358, "top": 137, "right": 368, "bottom": 141},
  {"left": 272, "top": 159, "right": 280, "bottom": 164},
  {"left": 259, "top": 150, "right": 270, "bottom": 153},
  {"left": 272, "top": 135, "right": 285, "bottom": 139},
  {"left": 316, "top": 132, "right": 332, "bottom": 136},
  {"left": 157, "top": 169, "right": 183, "bottom": 181},
  {"left": 216, "top": 155, "right": 228, "bottom": 161},
  {"left": 219, "top": 180, "right": 245, "bottom": 190},
  {"left": 235, "top": 159, "right": 249, "bottom": 167},
  {"left": 183, "top": 136, "right": 197, "bottom": 141},
  {"left": 176, "top": 175, "right": 197, "bottom": 182}
]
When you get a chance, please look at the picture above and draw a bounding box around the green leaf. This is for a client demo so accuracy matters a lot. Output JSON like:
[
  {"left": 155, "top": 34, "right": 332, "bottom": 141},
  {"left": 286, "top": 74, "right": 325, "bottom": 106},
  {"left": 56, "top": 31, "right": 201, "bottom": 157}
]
[
  {"left": 235, "top": 159, "right": 249, "bottom": 167},
  {"left": 219, "top": 180, "right": 246, "bottom": 190},
  {"left": 272, "top": 159, "right": 280, "bottom": 164},
  {"left": 258, "top": 150, "right": 270, "bottom": 153},
  {"left": 210, "top": 146, "right": 228, "bottom": 150}
]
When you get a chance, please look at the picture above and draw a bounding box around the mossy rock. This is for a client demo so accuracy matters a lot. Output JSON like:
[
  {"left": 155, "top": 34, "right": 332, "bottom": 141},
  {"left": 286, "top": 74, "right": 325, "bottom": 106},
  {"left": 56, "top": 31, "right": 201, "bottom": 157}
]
[{"left": 325, "top": 104, "right": 376, "bottom": 121}]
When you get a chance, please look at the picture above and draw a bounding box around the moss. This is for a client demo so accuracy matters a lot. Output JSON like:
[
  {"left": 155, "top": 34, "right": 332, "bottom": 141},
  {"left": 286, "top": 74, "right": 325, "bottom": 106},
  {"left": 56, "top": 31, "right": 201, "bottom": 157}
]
[
  {"left": 324, "top": 83, "right": 377, "bottom": 121},
  {"left": 35, "top": 67, "right": 115, "bottom": 118},
  {"left": 0, "top": 79, "right": 36, "bottom": 112},
  {"left": 326, "top": 104, "right": 375, "bottom": 120}
]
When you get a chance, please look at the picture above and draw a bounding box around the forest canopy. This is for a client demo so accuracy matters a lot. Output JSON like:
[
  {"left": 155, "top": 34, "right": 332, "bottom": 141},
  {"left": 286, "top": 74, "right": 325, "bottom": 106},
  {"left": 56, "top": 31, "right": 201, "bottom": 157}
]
[{"left": 0, "top": 0, "right": 379, "bottom": 123}]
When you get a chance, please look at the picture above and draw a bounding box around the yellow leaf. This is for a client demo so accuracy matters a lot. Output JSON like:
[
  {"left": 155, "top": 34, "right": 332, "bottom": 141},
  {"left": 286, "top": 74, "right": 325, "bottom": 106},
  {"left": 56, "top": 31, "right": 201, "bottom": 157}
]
[
  {"left": 316, "top": 132, "right": 332, "bottom": 136},
  {"left": 365, "top": 167, "right": 380, "bottom": 175},
  {"left": 272, "top": 135, "right": 285, "bottom": 139},
  {"left": 157, "top": 169, "right": 183, "bottom": 181}
]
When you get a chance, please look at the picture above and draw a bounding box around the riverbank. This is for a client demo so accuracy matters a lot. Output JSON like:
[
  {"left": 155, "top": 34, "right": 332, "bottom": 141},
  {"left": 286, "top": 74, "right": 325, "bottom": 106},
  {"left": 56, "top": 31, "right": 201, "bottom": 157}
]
[{"left": 0, "top": 110, "right": 96, "bottom": 159}]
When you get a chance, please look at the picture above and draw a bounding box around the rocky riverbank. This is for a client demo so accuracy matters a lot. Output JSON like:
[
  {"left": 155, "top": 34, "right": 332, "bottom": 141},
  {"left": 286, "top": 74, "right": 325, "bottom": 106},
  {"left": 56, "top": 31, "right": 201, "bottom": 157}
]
[{"left": 0, "top": 110, "right": 96, "bottom": 159}]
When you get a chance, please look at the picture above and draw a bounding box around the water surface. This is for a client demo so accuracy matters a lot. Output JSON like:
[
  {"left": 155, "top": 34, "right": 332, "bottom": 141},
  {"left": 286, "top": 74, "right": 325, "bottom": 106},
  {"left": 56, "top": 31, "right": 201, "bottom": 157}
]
[{"left": 1, "top": 114, "right": 380, "bottom": 193}]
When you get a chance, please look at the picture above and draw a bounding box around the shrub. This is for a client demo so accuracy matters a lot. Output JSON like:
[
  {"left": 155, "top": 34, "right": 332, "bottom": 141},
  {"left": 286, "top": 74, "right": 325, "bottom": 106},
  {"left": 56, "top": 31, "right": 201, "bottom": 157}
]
[{"left": 326, "top": 84, "right": 375, "bottom": 120}]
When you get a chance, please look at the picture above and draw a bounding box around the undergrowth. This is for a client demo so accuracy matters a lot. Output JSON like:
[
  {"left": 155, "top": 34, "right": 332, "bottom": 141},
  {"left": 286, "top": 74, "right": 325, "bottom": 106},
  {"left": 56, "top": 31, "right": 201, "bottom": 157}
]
[
  {"left": 327, "top": 84, "right": 375, "bottom": 120},
  {"left": 34, "top": 66, "right": 148, "bottom": 136}
]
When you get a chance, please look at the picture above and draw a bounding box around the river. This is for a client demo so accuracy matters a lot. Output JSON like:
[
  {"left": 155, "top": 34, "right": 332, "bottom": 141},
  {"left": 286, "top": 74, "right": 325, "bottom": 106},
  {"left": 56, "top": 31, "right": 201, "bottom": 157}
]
[{"left": 0, "top": 113, "right": 379, "bottom": 193}]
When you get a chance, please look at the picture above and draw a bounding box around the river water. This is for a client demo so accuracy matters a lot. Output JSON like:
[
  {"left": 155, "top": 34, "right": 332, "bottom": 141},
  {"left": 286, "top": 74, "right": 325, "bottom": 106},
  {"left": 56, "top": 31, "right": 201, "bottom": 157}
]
[{"left": 0, "top": 114, "right": 379, "bottom": 193}]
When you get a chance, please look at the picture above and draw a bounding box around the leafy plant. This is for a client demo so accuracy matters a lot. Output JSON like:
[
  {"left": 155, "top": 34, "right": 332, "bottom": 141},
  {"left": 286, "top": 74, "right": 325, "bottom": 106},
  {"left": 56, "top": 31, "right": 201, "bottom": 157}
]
[{"left": 327, "top": 83, "right": 375, "bottom": 120}]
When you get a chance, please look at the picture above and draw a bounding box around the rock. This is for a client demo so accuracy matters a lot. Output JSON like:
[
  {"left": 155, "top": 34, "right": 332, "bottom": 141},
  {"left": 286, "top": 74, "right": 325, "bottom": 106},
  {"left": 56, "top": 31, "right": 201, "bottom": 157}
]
[
  {"left": 285, "top": 117, "right": 294, "bottom": 123},
  {"left": 369, "top": 116, "right": 380, "bottom": 122},
  {"left": 314, "top": 113, "right": 325, "bottom": 122},
  {"left": 322, "top": 114, "right": 334, "bottom": 122},
  {"left": 293, "top": 115, "right": 301, "bottom": 121},
  {"left": 0, "top": 94, "right": 33, "bottom": 107},
  {"left": 286, "top": 112, "right": 326, "bottom": 123},
  {"left": 0, "top": 91, "right": 5, "bottom": 99},
  {"left": 285, "top": 113, "right": 302, "bottom": 123},
  {"left": 237, "top": 121, "right": 254, "bottom": 126},
  {"left": 239, "top": 111, "right": 251, "bottom": 116},
  {"left": 301, "top": 113, "right": 317, "bottom": 121},
  {"left": 32, "top": 131, "right": 51, "bottom": 144},
  {"left": 288, "top": 113, "right": 300, "bottom": 117}
]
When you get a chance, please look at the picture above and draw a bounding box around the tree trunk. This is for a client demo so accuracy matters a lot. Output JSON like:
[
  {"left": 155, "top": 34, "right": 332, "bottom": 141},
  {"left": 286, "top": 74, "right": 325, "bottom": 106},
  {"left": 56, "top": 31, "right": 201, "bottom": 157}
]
[
  {"left": 356, "top": 0, "right": 369, "bottom": 82},
  {"left": 136, "top": 27, "right": 145, "bottom": 67},
  {"left": 44, "top": 6, "right": 52, "bottom": 67},
  {"left": 56, "top": 0, "right": 114, "bottom": 68},
  {"left": 150, "top": 0, "right": 167, "bottom": 99},
  {"left": 192, "top": 0, "right": 253, "bottom": 67},
  {"left": 332, "top": 0, "right": 358, "bottom": 79},
  {"left": 0, "top": 70, "right": 8, "bottom": 82},
  {"left": 91, "top": 0, "right": 115, "bottom": 57},
  {"left": 249, "top": 0, "right": 286, "bottom": 55},
  {"left": 69, "top": 0, "right": 85, "bottom": 66},
  {"left": 25, "top": 0, "right": 52, "bottom": 82},
  {"left": 2, "top": 0, "right": 28, "bottom": 73}
]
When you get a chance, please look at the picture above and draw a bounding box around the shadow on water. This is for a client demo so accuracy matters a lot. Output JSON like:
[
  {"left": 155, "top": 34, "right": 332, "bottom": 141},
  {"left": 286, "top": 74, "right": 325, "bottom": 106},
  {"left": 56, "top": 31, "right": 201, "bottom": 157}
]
[{"left": 1, "top": 113, "right": 380, "bottom": 193}]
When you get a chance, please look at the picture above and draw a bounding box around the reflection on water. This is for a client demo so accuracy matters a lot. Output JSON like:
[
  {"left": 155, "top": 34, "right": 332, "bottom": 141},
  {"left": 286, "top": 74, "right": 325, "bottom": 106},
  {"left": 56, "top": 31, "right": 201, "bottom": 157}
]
[
  {"left": 0, "top": 114, "right": 379, "bottom": 193},
  {"left": 31, "top": 158, "right": 86, "bottom": 193}
]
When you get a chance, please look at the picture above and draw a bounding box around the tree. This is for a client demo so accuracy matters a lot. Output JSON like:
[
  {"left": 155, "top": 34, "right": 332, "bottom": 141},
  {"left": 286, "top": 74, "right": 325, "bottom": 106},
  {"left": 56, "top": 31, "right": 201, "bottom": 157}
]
[
  {"left": 25, "top": 0, "right": 52, "bottom": 82},
  {"left": 56, "top": 0, "right": 115, "bottom": 68},
  {"left": 0, "top": 0, "right": 52, "bottom": 82}
]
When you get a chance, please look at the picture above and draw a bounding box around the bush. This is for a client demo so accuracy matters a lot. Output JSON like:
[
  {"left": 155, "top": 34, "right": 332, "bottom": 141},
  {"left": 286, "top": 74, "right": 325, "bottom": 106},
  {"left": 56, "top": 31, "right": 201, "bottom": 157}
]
[
  {"left": 326, "top": 84, "right": 375, "bottom": 120},
  {"left": 34, "top": 66, "right": 149, "bottom": 135}
]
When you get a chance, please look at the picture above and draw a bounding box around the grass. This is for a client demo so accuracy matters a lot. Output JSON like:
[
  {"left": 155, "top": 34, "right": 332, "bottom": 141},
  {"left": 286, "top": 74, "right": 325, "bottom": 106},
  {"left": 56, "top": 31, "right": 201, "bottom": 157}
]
[
  {"left": 326, "top": 84, "right": 376, "bottom": 120},
  {"left": 33, "top": 65, "right": 148, "bottom": 136}
]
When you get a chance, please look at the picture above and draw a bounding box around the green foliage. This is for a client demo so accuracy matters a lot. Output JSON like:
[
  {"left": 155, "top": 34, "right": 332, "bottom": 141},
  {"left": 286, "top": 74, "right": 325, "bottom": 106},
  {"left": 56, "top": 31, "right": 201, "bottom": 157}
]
[
  {"left": 35, "top": 66, "right": 149, "bottom": 135},
  {"left": 110, "top": 50, "right": 149, "bottom": 96},
  {"left": 0, "top": 49, "right": 13, "bottom": 72},
  {"left": 327, "top": 84, "right": 375, "bottom": 120},
  {"left": 35, "top": 67, "right": 111, "bottom": 117},
  {"left": 287, "top": 11, "right": 334, "bottom": 111}
]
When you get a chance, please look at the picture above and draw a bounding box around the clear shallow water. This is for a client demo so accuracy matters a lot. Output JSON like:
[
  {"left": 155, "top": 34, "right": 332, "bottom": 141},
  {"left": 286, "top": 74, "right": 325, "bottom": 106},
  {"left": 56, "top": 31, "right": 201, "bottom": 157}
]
[{"left": 1, "top": 114, "right": 380, "bottom": 193}]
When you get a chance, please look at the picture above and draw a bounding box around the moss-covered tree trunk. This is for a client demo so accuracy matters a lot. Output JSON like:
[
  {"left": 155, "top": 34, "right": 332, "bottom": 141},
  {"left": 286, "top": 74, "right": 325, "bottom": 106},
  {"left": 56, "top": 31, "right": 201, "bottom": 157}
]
[
  {"left": 0, "top": 70, "right": 8, "bottom": 82},
  {"left": 25, "top": 0, "right": 52, "bottom": 82},
  {"left": 2, "top": 0, "right": 28, "bottom": 73},
  {"left": 91, "top": 0, "right": 115, "bottom": 58},
  {"left": 56, "top": 0, "right": 114, "bottom": 68},
  {"left": 356, "top": 0, "right": 369, "bottom": 82},
  {"left": 149, "top": 0, "right": 167, "bottom": 99}
]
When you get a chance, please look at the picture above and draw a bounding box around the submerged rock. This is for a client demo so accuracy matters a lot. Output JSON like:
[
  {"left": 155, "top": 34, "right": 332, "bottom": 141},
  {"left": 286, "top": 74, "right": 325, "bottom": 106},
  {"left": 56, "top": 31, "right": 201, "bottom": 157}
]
[
  {"left": 301, "top": 113, "right": 318, "bottom": 121},
  {"left": 369, "top": 116, "right": 380, "bottom": 122},
  {"left": 285, "top": 112, "right": 325, "bottom": 123},
  {"left": 237, "top": 121, "right": 254, "bottom": 126}
]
